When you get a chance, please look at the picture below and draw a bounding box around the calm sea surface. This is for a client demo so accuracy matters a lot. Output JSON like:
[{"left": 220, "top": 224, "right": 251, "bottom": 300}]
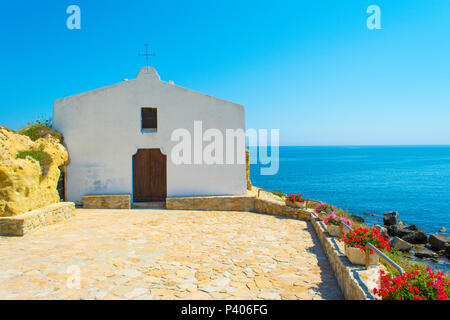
[{"left": 250, "top": 146, "right": 450, "bottom": 234}]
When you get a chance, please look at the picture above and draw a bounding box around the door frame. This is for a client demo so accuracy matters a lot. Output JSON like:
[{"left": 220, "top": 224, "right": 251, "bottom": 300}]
[{"left": 131, "top": 147, "right": 167, "bottom": 203}]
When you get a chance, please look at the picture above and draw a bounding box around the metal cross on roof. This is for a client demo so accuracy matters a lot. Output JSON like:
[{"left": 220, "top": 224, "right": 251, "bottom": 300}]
[{"left": 138, "top": 44, "right": 156, "bottom": 67}]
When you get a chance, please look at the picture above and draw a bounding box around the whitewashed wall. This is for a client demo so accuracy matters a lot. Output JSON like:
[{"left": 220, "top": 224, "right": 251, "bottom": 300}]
[{"left": 53, "top": 67, "right": 246, "bottom": 203}]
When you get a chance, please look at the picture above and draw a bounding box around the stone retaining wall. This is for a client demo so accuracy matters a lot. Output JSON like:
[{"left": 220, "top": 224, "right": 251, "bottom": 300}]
[
  {"left": 167, "top": 195, "right": 312, "bottom": 220},
  {"left": 82, "top": 194, "right": 131, "bottom": 209},
  {"left": 166, "top": 195, "right": 256, "bottom": 212},
  {"left": 254, "top": 198, "right": 311, "bottom": 220},
  {"left": 0, "top": 202, "right": 76, "bottom": 236},
  {"left": 166, "top": 195, "right": 311, "bottom": 219},
  {"left": 309, "top": 215, "right": 379, "bottom": 300}
]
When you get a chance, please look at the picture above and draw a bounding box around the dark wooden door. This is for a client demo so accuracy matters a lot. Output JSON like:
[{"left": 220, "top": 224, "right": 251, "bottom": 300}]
[{"left": 132, "top": 149, "right": 167, "bottom": 202}]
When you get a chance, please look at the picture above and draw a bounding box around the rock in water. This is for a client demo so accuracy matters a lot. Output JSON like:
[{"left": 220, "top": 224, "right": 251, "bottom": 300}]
[
  {"left": 414, "top": 247, "right": 439, "bottom": 259},
  {"left": 363, "top": 212, "right": 378, "bottom": 216},
  {"left": 390, "top": 237, "right": 412, "bottom": 252},
  {"left": 445, "top": 247, "right": 450, "bottom": 260},
  {"left": 402, "top": 230, "right": 428, "bottom": 244},
  {"left": 388, "top": 224, "right": 427, "bottom": 244},
  {"left": 387, "top": 225, "right": 399, "bottom": 237},
  {"left": 349, "top": 215, "right": 364, "bottom": 224},
  {"left": 388, "top": 224, "right": 419, "bottom": 237},
  {"left": 383, "top": 211, "right": 399, "bottom": 226},
  {"left": 439, "top": 227, "right": 446, "bottom": 233},
  {"left": 428, "top": 234, "right": 450, "bottom": 251}
]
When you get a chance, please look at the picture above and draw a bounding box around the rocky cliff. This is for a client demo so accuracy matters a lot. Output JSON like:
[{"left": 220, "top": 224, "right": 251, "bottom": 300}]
[{"left": 0, "top": 128, "right": 68, "bottom": 217}]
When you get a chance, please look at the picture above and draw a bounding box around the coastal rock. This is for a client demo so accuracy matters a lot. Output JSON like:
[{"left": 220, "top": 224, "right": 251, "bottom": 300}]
[
  {"left": 414, "top": 247, "right": 439, "bottom": 259},
  {"left": 390, "top": 237, "right": 412, "bottom": 252},
  {"left": 428, "top": 234, "right": 450, "bottom": 251},
  {"left": 445, "top": 247, "right": 450, "bottom": 260},
  {"left": 439, "top": 227, "right": 446, "bottom": 233},
  {"left": 388, "top": 224, "right": 427, "bottom": 244},
  {"left": 383, "top": 211, "right": 399, "bottom": 226},
  {"left": 349, "top": 215, "right": 364, "bottom": 224},
  {"left": 401, "top": 230, "right": 428, "bottom": 245},
  {"left": 387, "top": 225, "right": 398, "bottom": 237},
  {"left": 373, "top": 225, "right": 389, "bottom": 238},
  {"left": 363, "top": 212, "right": 377, "bottom": 216},
  {"left": 0, "top": 128, "right": 68, "bottom": 217},
  {"left": 425, "top": 244, "right": 441, "bottom": 253},
  {"left": 387, "top": 224, "right": 416, "bottom": 237}
]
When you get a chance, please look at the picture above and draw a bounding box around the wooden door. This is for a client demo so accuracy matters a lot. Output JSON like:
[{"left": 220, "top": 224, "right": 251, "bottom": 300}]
[{"left": 132, "top": 149, "right": 167, "bottom": 202}]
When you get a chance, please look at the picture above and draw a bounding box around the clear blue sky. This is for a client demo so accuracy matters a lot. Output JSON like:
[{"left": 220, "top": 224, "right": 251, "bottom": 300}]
[{"left": 0, "top": 0, "right": 449, "bottom": 145}]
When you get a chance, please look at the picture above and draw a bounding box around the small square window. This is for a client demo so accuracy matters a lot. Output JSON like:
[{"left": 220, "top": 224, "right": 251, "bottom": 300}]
[{"left": 141, "top": 108, "right": 157, "bottom": 132}]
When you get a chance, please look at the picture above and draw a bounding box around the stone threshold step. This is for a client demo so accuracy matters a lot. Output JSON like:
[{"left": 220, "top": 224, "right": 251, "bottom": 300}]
[{"left": 132, "top": 202, "right": 166, "bottom": 209}]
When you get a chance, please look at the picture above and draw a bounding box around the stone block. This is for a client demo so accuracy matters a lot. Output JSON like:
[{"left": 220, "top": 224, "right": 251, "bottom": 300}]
[
  {"left": 82, "top": 194, "right": 131, "bottom": 209},
  {"left": 0, "top": 202, "right": 75, "bottom": 236}
]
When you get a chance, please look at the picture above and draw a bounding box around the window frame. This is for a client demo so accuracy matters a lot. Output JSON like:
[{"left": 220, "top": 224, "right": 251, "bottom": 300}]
[{"left": 141, "top": 107, "right": 157, "bottom": 133}]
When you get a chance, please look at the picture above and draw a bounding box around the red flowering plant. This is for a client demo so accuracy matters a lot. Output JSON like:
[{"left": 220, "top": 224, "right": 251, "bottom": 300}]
[
  {"left": 339, "top": 227, "right": 390, "bottom": 253},
  {"left": 314, "top": 202, "right": 335, "bottom": 214},
  {"left": 285, "top": 194, "right": 304, "bottom": 203},
  {"left": 373, "top": 267, "right": 450, "bottom": 300}
]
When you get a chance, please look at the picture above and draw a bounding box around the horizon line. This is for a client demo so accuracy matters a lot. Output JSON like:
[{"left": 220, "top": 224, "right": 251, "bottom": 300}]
[{"left": 251, "top": 144, "right": 450, "bottom": 147}]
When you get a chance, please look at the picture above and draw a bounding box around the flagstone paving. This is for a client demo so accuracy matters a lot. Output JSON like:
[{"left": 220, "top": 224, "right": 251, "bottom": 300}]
[{"left": 0, "top": 209, "right": 343, "bottom": 300}]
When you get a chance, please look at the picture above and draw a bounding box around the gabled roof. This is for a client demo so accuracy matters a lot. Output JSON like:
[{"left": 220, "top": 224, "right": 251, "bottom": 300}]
[{"left": 54, "top": 67, "right": 244, "bottom": 108}]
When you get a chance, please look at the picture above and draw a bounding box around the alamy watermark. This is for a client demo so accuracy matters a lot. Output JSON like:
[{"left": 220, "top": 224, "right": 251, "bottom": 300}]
[
  {"left": 367, "top": 5, "right": 381, "bottom": 30},
  {"left": 66, "top": 5, "right": 81, "bottom": 30},
  {"left": 65, "top": 5, "right": 382, "bottom": 31},
  {"left": 170, "top": 121, "right": 279, "bottom": 175},
  {"left": 66, "top": 265, "right": 81, "bottom": 289}
]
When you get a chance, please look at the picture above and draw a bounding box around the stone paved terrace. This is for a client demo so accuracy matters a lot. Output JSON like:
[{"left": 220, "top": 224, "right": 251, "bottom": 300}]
[{"left": 0, "top": 209, "right": 343, "bottom": 300}]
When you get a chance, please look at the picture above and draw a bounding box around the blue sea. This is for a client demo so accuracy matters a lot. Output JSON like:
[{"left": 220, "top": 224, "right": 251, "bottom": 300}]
[
  {"left": 250, "top": 146, "right": 450, "bottom": 271},
  {"left": 250, "top": 146, "right": 450, "bottom": 236}
]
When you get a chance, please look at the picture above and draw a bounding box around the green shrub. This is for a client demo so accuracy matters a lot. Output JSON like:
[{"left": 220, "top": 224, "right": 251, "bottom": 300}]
[
  {"left": 382, "top": 247, "right": 427, "bottom": 275},
  {"left": 271, "top": 190, "right": 285, "bottom": 198},
  {"left": 306, "top": 199, "right": 321, "bottom": 209},
  {"left": 18, "top": 118, "right": 63, "bottom": 143},
  {"left": 16, "top": 144, "right": 52, "bottom": 176},
  {"left": 333, "top": 207, "right": 349, "bottom": 218}
]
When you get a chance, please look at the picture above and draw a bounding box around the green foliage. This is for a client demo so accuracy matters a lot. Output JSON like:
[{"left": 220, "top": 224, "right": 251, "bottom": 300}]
[
  {"left": 16, "top": 144, "right": 52, "bottom": 176},
  {"left": 333, "top": 207, "right": 349, "bottom": 218},
  {"left": 306, "top": 199, "right": 321, "bottom": 209},
  {"left": 271, "top": 190, "right": 285, "bottom": 199},
  {"left": 383, "top": 248, "right": 407, "bottom": 274},
  {"left": 382, "top": 248, "right": 426, "bottom": 275},
  {"left": 18, "top": 117, "right": 63, "bottom": 143}
]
